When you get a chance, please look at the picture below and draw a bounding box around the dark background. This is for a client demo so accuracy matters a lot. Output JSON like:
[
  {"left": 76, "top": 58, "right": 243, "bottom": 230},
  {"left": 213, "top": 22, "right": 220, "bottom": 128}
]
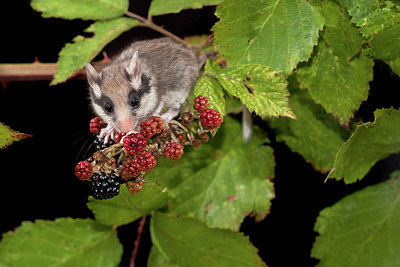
[{"left": 1, "top": 1, "right": 399, "bottom": 266}]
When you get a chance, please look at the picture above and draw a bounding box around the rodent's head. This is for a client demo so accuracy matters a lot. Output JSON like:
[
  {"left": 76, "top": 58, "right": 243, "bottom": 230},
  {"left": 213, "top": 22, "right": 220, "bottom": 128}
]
[{"left": 86, "top": 52, "right": 159, "bottom": 133}]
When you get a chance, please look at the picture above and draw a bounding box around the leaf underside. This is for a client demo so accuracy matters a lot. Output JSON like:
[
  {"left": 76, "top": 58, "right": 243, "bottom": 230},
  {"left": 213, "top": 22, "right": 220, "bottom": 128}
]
[
  {"left": 269, "top": 85, "right": 348, "bottom": 173},
  {"left": 149, "top": 0, "right": 222, "bottom": 16},
  {"left": 31, "top": 0, "right": 128, "bottom": 20},
  {"left": 0, "top": 218, "right": 122, "bottom": 266},
  {"left": 312, "top": 172, "right": 400, "bottom": 266},
  {"left": 0, "top": 123, "right": 30, "bottom": 149},
  {"left": 150, "top": 213, "right": 266, "bottom": 266},
  {"left": 147, "top": 117, "right": 275, "bottom": 231},
  {"left": 87, "top": 183, "right": 168, "bottom": 226}
]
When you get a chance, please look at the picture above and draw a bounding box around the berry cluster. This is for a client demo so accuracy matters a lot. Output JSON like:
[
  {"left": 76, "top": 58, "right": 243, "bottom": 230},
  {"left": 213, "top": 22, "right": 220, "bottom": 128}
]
[
  {"left": 140, "top": 116, "right": 164, "bottom": 137},
  {"left": 193, "top": 95, "right": 209, "bottom": 112},
  {"left": 89, "top": 117, "right": 105, "bottom": 133},
  {"left": 75, "top": 95, "right": 223, "bottom": 200},
  {"left": 200, "top": 109, "right": 222, "bottom": 130},
  {"left": 164, "top": 142, "right": 183, "bottom": 160},
  {"left": 123, "top": 133, "right": 147, "bottom": 155},
  {"left": 90, "top": 172, "right": 120, "bottom": 200}
]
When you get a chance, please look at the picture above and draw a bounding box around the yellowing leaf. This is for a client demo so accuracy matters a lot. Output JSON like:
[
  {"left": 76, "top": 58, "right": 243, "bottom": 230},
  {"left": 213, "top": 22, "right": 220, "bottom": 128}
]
[
  {"left": 0, "top": 123, "right": 30, "bottom": 149},
  {"left": 217, "top": 64, "right": 295, "bottom": 119}
]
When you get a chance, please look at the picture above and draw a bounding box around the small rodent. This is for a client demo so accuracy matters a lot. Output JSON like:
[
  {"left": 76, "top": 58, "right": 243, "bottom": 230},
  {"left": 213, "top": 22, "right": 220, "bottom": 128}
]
[{"left": 86, "top": 37, "right": 211, "bottom": 141}]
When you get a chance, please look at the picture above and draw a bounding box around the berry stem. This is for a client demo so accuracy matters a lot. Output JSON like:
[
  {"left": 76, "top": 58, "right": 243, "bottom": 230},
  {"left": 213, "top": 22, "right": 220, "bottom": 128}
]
[
  {"left": 103, "top": 143, "right": 124, "bottom": 158},
  {"left": 129, "top": 215, "right": 147, "bottom": 267},
  {"left": 169, "top": 119, "right": 190, "bottom": 134}
]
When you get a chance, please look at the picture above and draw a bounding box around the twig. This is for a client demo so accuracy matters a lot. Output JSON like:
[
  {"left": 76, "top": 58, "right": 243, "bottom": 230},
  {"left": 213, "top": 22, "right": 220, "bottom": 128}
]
[
  {"left": 193, "top": 34, "right": 214, "bottom": 52},
  {"left": 129, "top": 215, "right": 147, "bottom": 267},
  {"left": 0, "top": 61, "right": 108, "bottom": 85},
  {"left": 124, "top": 11, "right": 188, "bottom": 47}
]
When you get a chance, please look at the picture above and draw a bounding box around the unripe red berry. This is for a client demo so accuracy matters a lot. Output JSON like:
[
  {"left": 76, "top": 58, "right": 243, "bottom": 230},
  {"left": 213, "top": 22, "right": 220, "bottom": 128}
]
[
  {"left": 75, "top": 160, "right": 93, "bottom": 181},
  {"left": 193, "top": 95, "right": 209, "bottom": 112},
  {"left": 114, "top": 132, "right": 126, "bottom": 143},
  {"left": 164, "top": 142, "right": 184, "bottom": 160},
  {"left": 200, "top": 109, "right": 222, "bottom": 130},
  {"left": 89, "top": 117, "right": 106, "bottom": 133},
  {"left": 135, "top": 151, "right": 157, "bottom": 171},
  {"left": 140, "top": 116, "right": 164, "bottom": 137},
  {"left": 123, "top": 133, "right": 147, "bottom": 155},
  {"left": 126, "top": 181, "right": 143, "bottom": 194},
  {"left": 122, "top": 159, "right": 141, "bottom": 177}
]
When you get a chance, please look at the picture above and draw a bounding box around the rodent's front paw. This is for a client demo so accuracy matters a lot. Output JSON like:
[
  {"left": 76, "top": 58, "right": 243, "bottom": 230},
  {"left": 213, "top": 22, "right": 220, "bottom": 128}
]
[{"left": 99, "top": 126, "right": 116, "bottom": 144}]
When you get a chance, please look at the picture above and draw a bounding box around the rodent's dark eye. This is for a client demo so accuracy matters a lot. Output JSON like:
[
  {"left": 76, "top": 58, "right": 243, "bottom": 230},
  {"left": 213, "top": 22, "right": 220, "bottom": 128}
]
[
  {"left": 104, "top": 101, "right": 114, "bottom": 113},
  {"left": 130, "top": 95, "right": 138, "bottom": 107}
]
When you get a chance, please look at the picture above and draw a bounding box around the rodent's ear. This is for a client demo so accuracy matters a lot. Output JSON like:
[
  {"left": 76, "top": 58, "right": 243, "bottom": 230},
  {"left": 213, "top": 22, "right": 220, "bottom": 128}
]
[
  {"left": 125, "top": 51, "right": 142, "bottom": 89},
  {"left": 85, "top": 62, "right": 102, "bottom": 98}
]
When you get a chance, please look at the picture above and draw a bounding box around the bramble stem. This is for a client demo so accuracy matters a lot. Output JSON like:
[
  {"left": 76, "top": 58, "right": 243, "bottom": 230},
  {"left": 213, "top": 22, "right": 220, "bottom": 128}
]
[
  {"left": 129, "top": 215, "right": 147, "bottom": 267},
  {"left": 124, "top": 11, "right": 188, "bottom": 47}
]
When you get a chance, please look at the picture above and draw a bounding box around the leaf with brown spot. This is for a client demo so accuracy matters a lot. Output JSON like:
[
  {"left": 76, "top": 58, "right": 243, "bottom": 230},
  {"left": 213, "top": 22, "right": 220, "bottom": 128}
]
[{"left": 0, "top": 122, "right": 30, "bottom": 149}]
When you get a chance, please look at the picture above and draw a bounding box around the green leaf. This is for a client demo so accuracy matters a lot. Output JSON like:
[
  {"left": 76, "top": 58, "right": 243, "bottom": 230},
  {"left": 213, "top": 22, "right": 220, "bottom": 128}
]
[
  {"left": 368, "top": 21, "right": 400, "bottom": 60},
  {"left": 387, "top": 57, "right": 400, "bottom": 76},
  {"left": 194, "top": 76, "right": 226, "bottom": 116},
  {"left": 339, "top": 0, "right": 399, "bottom": 37},
  {"left": 150, "top": 213, "right": 266, "bottom": 266},
  {"left": 147, "top": 117, "right": 275, "bottom": 231},
  {"left": 0, "top": 123, "right": 30, "bottom": 149},
  {"left": 329, "top": 108, "right": 400, "bottom": 183},
  {"left": 88, "top": 183, "right": 168, "bottom": 226},
  {"left": 297, "top": 0, "right": 373, "bottom": 124},
  {"left": 217, "top": 64, "right": 295, "bottom": 119},
  {"left": 312, "top": 172, "right": 400, "bottom": 266},
  {"left": 268, "top": 85, "right": 348, "bottom": 173},
  {"left": 31, "top": 0, "right": 128, "bottom": 20},
  {"left": 297, "top": 44, "right": 373, "bottom": 124},
  {"left": 213, "top": 0, "right": 325, "bottom": 75},
  {"left": 149, "top": 0, "right": 222, "bottom": 16},
  {"left": 0, "top": 218, "right": 122, "bottom": 266},
  {"left": 321, "top": 1, "right": 364, "bottom": 64},
  {"left": 148, "top": 246, "right": 178, "bottom": 267},
  {"left": 51, "top": 17, "right": 140, "bottom": 85},
  {"left": 339, "top": 0, "right": 400, "bottom": 61}
]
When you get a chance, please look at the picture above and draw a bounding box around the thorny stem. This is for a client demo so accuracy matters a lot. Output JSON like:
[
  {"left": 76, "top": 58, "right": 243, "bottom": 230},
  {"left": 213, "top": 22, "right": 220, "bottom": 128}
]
[
  {"left": 129, "top": 215, "right": 147, "bottom": 267},
  {"left": 124, "top": 11, "right": 188, "bottom": 47}
]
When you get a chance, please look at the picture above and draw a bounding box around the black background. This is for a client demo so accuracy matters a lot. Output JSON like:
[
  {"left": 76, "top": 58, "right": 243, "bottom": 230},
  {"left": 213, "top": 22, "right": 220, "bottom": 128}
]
[{"left": 1, "top": 1, "right": 399, "bottom": 266}]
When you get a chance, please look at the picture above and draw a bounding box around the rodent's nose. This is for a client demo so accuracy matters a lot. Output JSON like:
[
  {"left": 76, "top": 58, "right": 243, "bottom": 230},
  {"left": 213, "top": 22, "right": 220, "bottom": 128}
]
[{"left": 119, "top": 117, "right": 135, "bottom": 133}]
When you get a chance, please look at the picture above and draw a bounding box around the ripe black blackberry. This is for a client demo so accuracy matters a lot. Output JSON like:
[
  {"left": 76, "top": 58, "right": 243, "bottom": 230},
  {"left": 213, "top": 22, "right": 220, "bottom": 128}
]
[
  {"left": 93, "top": 135, "right": 115, "bottom": 151},
  {"left": 90, "top": 172, "right": 121, "bottom": 200}
]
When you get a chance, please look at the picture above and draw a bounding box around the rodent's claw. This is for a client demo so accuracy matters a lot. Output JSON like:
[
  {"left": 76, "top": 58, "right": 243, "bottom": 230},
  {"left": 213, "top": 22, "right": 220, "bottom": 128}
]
[{"left": 99, "top": 126, "right": 116, "bottom": 144}]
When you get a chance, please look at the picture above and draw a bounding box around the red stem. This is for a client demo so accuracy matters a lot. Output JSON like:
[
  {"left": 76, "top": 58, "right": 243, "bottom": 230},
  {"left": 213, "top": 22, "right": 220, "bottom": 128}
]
[{"left": 129, "top": 215, "right": 147, "bottom": 267}]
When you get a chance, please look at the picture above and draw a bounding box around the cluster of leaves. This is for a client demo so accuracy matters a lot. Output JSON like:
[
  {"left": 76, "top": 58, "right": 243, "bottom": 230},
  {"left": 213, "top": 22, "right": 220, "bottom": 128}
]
[{"left": 1, "top": 0, "right": 400, "bottom": 266}]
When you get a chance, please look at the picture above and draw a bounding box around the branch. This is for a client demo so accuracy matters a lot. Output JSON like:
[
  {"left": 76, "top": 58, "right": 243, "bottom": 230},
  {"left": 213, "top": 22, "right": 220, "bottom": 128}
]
[
  {"left": 129, "top": 215, "right": 147, "bottom": 267},
  {"left": 124, "top": 11, "right": 188, "bottom": 47},
  {"left": 0, "top": 61, "right": 108, "bottom": 86}
]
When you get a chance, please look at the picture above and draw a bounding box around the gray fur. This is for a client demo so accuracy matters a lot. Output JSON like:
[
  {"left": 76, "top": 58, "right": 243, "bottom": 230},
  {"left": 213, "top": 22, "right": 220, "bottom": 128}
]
[{"left": 86, "top": 37, "right": 208, "bottom": 133}]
